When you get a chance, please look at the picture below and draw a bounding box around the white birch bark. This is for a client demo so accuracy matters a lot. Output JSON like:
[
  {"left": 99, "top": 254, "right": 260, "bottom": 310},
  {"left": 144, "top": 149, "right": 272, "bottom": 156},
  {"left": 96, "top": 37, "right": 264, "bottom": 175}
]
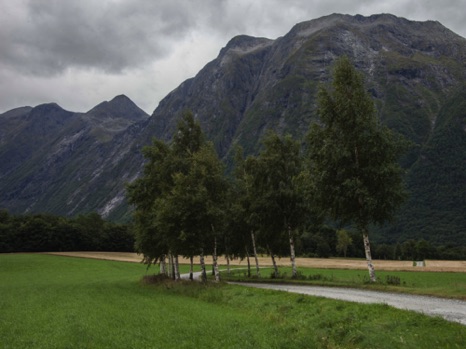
[
  {"left": 160, "top": 255, "right": 166, "bottom": 275},
  {"left": 174, "top": 255, "right": 180, "bottom": 281},
  {"left": 200, "top": 250, "right": 207, "bottom": 283},
  {"left": 288, "top": 226, "right": 297, "bottom": 278},
  {"left": 363, "top": 231, "right": 376, "bottom": 282},
  {"left": 213, "top": 237, "right": 220, "bottom": 282},
  {"left": 251, "top": 231, "right": 261, "bottom": 277}
]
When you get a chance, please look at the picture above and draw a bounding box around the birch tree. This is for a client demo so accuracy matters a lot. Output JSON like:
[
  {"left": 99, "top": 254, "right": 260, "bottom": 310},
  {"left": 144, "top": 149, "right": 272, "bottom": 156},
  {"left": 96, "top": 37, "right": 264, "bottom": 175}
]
[
  {"left": 128, "top": 111, "right": 214, "bottom": 280},
  {"left": 307, "top": 56, "right": 407, "bottom": 282},
  {"left": 250, "top": 131, "right": 308, "bottom": 278},
  {"left": 232, "top": 147, "right": 261, "bottom": 277}
]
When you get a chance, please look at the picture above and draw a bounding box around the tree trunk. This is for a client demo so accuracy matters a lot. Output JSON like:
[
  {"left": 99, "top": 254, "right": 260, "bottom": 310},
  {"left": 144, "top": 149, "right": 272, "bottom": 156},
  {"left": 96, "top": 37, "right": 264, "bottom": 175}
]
[
  {"left": 189, "top": 255, "right": 194, "bottom": 280},
  {"left": 270, "top": 253, "right": 279, "bottom": 278},
  {"left": 288, "top": 225, "right": 297, "bottom": 278},
  {"left": 160, "top": 255, "right": 166, "bottom": 275},
  {"left": 245, "top": 247, "right": 251, "bottom": 277},
  {"left": 226, "top": 254, "right": 231, "bottom": 275},
  {"left": 267, "top": 244, "right": 279, "bottom": 278},
  {"left": 251, "top": 231, "right": 261, "bottom": 277},
  {"left": 213, "top": 237, "right": 220, "bottom": 282},
  {"left": 200, "top": 250, "right": 207, "bottom": 283},
  {"left": 363, "top": 230, "right": 376, "bottom": 282},
  {"left": 168, "top": 253, "right": 174, "bottom": 280},
  {"left": 174, "top": 255, "right": 180, "bottom": 281}
]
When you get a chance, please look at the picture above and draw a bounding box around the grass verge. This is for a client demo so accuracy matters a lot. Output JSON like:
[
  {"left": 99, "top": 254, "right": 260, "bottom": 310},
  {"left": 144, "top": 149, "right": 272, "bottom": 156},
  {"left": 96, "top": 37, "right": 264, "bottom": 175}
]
[
  {"left": 1, "top": 254, "right": 465, "bottom": 348},
  {"left": 221, "top": 266, "right": 466, "bottom": 300}
]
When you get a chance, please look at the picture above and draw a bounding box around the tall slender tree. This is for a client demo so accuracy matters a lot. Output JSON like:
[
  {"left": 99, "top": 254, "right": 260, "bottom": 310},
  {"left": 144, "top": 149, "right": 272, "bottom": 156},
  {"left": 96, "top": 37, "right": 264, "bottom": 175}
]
[
  {"left": 307, "top": 57, "right": 407, "bottom": 282},
  {"left": 246, "top": 131, "right": 309, "bottom": 278}
]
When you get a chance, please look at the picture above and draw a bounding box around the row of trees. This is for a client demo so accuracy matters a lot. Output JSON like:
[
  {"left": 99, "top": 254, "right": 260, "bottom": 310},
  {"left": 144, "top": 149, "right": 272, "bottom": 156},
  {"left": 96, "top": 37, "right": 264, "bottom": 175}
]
[
  {"left": 128, "top": 57, "right": 407, "bottom": 282},
  {"left": 0, "top": 210, "right": 134, "bottom": 253}
]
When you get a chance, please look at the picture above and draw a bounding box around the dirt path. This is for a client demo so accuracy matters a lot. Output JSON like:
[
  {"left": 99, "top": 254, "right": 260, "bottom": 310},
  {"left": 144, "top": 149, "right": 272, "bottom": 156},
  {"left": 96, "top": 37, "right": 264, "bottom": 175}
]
[{"left": 45, "top": 251, "right": 466, "bottom": 272}]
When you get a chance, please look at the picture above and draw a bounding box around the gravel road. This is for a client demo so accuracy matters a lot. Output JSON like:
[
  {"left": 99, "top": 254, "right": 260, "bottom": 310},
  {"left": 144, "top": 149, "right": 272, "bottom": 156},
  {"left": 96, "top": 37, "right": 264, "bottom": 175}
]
[
  {"left": 183, "top": 270, "right": 466, "bottom": 325},
  {"left": 230, "top": 282, "right": 466, "bottom": 326}
]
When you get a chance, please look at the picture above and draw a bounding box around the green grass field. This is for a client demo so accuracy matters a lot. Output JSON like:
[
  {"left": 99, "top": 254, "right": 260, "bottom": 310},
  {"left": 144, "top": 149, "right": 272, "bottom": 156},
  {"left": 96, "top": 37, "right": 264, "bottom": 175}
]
[
  {"left": 224, "top": 266, "right": 466, "bottom": 300},
  {"left": 1, "top": 254, "right": 465, "bottom": 349}
]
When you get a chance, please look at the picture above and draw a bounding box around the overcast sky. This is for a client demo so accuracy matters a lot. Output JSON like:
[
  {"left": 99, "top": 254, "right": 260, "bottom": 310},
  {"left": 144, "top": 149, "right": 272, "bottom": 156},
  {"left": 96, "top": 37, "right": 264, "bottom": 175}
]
[{"left": 1, "top": 0, "right": 465, "bottom": 115}]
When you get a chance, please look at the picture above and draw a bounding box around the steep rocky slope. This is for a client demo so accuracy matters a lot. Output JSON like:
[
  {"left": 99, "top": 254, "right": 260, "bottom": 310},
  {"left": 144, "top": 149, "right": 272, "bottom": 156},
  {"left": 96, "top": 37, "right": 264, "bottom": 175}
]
[
  {"left": 0, "top": 95, "right": 149, "bottom": 218},
  {"left": 144, "top": 13, "right": 466, "bottom": 243}
]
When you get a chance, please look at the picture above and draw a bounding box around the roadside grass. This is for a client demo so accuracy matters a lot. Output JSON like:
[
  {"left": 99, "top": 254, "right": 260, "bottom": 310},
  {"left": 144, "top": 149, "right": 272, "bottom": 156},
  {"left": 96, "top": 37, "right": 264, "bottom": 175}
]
[
  {"left": 0, "top": 254, "right": 465, "bottom": 349},
  {"left": 221, "top": 266, "right": 466, "bottom": 300}
]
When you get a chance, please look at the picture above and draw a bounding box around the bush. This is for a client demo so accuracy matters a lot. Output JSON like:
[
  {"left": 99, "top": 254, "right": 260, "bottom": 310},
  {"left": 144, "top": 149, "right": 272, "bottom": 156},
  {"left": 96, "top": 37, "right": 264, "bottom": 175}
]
[{"left": 385, "top": 275, "right": 401, "bottom": 285}]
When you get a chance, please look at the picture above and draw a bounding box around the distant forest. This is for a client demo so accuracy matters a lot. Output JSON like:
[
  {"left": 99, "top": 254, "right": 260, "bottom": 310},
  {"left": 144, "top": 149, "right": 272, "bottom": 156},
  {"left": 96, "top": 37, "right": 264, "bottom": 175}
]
[
  {"left": 1, "top": 210, "right": 464, "bottom": 261},
  {"left": 0, "top": 210, "right": 133, "bottom": 253}
]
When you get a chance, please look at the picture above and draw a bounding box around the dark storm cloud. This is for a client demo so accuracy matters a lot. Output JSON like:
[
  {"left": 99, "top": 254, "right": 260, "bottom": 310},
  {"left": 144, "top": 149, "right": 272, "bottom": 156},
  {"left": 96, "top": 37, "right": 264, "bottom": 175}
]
[
  {"left": 1, "top": 0, "right": 466, "bottom": 115},
  {"left": 0, "top": 0, "right": 206, "bottom": 76},
  {"left": 3, "top": 0, "right": 465, "bottom": 78}
]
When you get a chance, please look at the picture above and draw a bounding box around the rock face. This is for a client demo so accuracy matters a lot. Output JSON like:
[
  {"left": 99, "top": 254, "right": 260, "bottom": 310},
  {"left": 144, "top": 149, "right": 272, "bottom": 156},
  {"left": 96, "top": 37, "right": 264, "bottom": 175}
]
[
  {"left": 149, "top": 14, "right": 466, "bottom": 158},
  {"left": 0, "top": 13, "right": 465, "bottom": 244},
  {"left": 145, "top": 13, "right": 466, "bottom": 244},
  {"left": 0, "top": 95, "right": 149, "bottom": 220}
]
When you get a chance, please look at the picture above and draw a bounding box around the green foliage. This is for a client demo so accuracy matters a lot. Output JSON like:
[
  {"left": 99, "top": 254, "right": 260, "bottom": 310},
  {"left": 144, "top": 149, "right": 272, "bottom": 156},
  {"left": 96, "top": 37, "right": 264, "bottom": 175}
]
[
  {"left": 243, "top": 131, "right": 309, "bottom": 255},
  {"left": 307, "top": 56, "right": 408, "bottom": 230},
  {"left": 0, "top": 210, "right": 134, "bottom": 253},
  {"left": 336, "top": 229, "right": 353, "bottom": 257},
  {"left": 127, "top": 111, "right": 227, "bottom": 265}
]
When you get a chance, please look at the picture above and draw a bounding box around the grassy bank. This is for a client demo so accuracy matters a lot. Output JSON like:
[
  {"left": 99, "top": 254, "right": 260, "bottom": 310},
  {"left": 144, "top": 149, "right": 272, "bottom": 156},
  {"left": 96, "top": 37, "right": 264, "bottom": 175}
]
[
  {"left": 222, "top": 266, "right": 466, "bottom": 300},
  {"left": 1, "top": 254, "right": 465, "bottom": 348}
]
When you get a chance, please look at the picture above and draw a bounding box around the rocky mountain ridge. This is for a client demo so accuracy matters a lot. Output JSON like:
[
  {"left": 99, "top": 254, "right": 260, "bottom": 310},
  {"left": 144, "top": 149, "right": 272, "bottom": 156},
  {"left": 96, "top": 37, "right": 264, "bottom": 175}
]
[
  {"left": 0, "top": 95, "right": 149, "bottom": 218},
  {"left": 0, "top": 13, "right": 465, "bottom": 244}
]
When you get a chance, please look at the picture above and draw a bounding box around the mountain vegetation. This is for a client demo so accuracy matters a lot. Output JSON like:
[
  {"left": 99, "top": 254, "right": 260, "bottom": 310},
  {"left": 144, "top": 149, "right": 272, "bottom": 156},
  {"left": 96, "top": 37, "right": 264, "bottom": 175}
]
[{"left": 0, "top": 13, "right": 465, "bottom": 249}]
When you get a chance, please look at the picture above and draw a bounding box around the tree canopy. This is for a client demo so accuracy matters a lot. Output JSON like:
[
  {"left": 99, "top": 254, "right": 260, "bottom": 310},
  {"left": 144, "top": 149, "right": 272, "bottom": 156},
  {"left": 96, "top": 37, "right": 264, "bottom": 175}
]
[{"left": 307, "top": 56, "right": 407, "bottom": 281}]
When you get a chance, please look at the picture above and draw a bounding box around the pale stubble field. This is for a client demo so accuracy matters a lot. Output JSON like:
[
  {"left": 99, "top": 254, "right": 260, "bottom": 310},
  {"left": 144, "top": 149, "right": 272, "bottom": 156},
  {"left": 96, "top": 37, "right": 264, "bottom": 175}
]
[{"left": 45, "top": 251, "right": 466, "bottom": 273}]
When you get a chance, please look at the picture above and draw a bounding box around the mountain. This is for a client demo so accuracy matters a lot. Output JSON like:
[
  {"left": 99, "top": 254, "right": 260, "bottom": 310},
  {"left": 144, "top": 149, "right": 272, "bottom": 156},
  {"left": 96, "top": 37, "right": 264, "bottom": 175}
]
[
  {"left": 145, "top": 13, "right": 466, "bottom": 244},
  {"left": 0, "top": 13, "right": 465, "bottom": 245},
  {"left": 0, "top": 95, "right": 149, "bottom": 219}
]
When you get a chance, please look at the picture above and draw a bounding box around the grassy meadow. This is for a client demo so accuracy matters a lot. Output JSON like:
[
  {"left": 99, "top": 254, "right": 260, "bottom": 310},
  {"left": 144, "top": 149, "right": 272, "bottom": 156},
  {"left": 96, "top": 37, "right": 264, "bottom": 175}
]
[{"left": 1, "top": 253, "right": 465, "bottom": 349}]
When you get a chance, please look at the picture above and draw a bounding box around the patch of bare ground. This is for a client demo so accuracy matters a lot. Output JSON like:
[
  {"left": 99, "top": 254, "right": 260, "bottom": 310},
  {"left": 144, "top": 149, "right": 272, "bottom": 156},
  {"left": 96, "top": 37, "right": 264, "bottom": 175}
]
[{"left": 44, "top": 252, "right": 466, "bottom": 272}]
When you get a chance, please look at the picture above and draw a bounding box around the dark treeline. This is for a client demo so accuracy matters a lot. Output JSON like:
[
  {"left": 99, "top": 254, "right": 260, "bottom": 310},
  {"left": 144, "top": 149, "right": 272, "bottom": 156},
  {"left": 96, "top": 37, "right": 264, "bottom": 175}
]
[
  {"left": 1, "top": 206, "right": 463, "bottom": 260},
  {"left": 299, "top": 229, "right": 466, "bottom": 261},
  {"left": 0, "top": 209, "right": 134, "bottom": 253}
]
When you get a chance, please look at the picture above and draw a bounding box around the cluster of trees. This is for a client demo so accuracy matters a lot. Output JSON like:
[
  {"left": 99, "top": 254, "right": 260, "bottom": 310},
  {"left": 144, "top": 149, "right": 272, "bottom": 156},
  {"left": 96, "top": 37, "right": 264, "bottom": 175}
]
[
  {"left": 128, "top": 57, "right": 407, "bottom": 282},
  {"left": 300, "top": 229, "right": 466, "bottom": 261},
  {"left": 372, "top": 240, "right": 466, "bottom": 261},
  {"left": 0, "top": 210, "right": 134, "bottom": 253}
]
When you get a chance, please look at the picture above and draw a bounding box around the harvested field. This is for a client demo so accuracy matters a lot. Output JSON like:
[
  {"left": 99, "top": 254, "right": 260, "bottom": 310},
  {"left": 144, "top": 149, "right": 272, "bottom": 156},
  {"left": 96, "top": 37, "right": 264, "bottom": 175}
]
[{"left": 44, "top": 251, "right": 466, "bottom": 273}]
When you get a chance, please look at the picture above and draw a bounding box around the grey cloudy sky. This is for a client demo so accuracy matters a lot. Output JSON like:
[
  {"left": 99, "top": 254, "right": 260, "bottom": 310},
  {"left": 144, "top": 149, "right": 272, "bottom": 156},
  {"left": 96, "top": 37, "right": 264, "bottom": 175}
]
[{"left": 1, "top": 0, "right": 465, "bottom": 115}]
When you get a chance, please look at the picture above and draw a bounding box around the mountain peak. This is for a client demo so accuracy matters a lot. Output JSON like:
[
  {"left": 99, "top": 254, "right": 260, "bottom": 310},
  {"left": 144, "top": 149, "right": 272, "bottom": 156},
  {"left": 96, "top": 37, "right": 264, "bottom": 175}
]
[
  {"left": 87, "top": 95, "right": 149, "bottom": 121},
  {"left": 220, "top": 35, "right": 274, "bottom": 58},
  {"left": 109, "top": 94, "right": 133, "bottom": 105},
  {"left": 289, "top": 13, "right": 448, "bottom": 38}
]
